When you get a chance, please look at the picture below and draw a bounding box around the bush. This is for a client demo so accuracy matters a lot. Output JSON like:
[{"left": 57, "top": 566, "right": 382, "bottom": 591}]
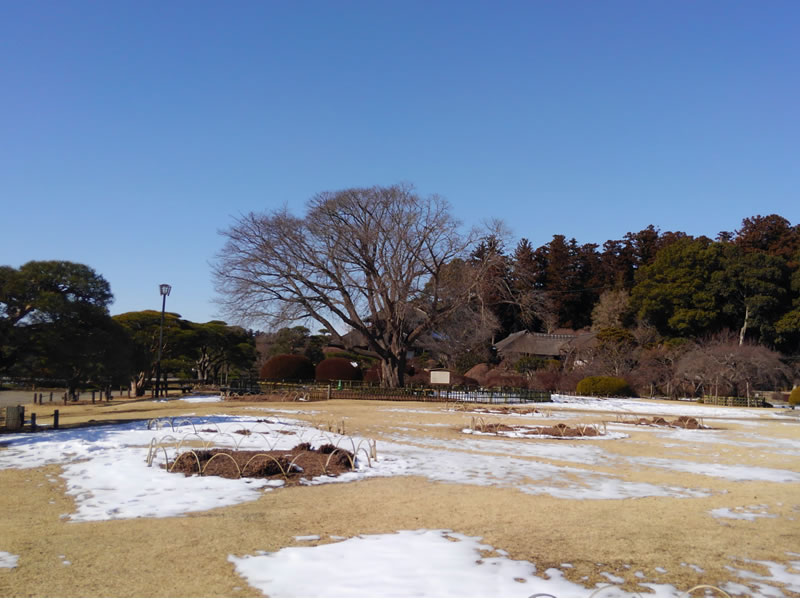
[
  {"left": 484, "top": 372, "right": 529, "bottom": 389},
  {"left": 513, "top": 355, "right": 547, "bottom": 373},
  {"left": 315, "top": 357, "right": 363, "bottom": 382},
  {"left": 576, "top": 376, "right": 634, "bottom": 397},
  {"left": 259, "top": 354, "right": 314, "bottom": 382},
  {"left": 789, "top": 387, "right": 800, "bottom": 407}
]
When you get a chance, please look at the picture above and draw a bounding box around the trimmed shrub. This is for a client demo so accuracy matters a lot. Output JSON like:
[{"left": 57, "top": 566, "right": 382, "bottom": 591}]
[
  {"left": 484, "top": 372, "right": 529, "bottom": 389},
  {"left": 534, "top": 370, "right": 561, "bottom": 392},
  {"left": 464, "top": 363, "right": 491, "bottom": 385},
  {"left": 789, "top": 387, "right": 800, "bottom": 407},
  {"left": 260, "top": 354, "right": 314, "bottom": 382},
  {"left": 576, "top": 376, "right": 634, "bottom": 398},
  {"left": 363, "top": 364, "right": 381, "bottom": 383},
  {"left": 315, "top": 357, "right": 363, "bottom": 382},
  {"left": 513, "top": 355, "right": 547, "bottom": 373}
]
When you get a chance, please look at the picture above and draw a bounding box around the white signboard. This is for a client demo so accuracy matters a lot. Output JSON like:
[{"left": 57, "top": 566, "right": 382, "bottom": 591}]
[{"left": 430, "top": 370, "right": 451, "bottom": 385}]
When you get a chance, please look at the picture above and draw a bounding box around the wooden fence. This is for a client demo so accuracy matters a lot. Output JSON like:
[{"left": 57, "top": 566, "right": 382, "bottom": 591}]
[
  {"left": 252, "top": 381, "right": 551, "bottom": 404},
  {"left": 701, "top": 395, "right": 768, "bottom": 408}
]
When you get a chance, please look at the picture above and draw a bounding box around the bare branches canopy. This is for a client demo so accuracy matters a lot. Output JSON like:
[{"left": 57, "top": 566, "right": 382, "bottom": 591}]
[{"left": 213, "top": 184, "right": 488, "bottom": 387}]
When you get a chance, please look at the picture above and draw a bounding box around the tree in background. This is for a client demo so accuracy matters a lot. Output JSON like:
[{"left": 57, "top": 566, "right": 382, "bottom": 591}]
[
  {"left": 255, "top": 326, "right": 328, "bottom": 369},
  {"left": 711, "top": 246, "right": 788, "bottom": 346},
  {"left": 114, "top": 311, "right": 256, "bottom": 395},
  {"left": 775, "top": 254, "right": 800, "bottom": 355},
  {"left": 674, "top": 334, "right": 791, "bottom": 398},
  {"left": 214, "top": 184, "right": 494, "bottom": 387},
  {"left": 590, "top": 289, "right": 631, "bottom": 331},
  {"left": 0, "top": 261, "right": 127, "bottom": 395},
  {"left": 730, "top": 214, "right": 800, "bottom": 262},
  {"left": 114, "top": 311, "right": 195, "bottom": 395},
  {"left": 193, "top": 321, "right": 257, "bottom": 384},
  {"left": 630, "top": 237, "right": 725, "bottom": 338}
]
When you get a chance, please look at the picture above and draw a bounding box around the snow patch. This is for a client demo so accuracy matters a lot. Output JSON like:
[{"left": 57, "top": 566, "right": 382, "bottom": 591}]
[
  {"left": 179, "top": 395, "right": 223, "bottom": 403},
  {"left": 710, "top": 506, "right": 777, "bottom": 521},
  {"left": 0, "top": 552, "right": 19, "bottom": 569},
  {"left": 229, "top": 530, "right": 591, "bottom": 597}
]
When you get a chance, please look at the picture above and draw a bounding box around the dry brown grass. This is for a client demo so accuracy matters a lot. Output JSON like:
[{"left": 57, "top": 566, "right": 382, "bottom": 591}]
[{"left": 1, "top": 396, "right": 799, "bottom": 597}]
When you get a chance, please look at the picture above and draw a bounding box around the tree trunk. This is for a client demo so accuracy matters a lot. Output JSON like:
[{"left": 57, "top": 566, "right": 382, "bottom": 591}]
[
  {"left": 131, "top": 372, "right": 147, "bottom": 397},
  {"left": 380, "top": 353, "right": 406, "bottom": 388},
  {"left": 739, "top": 305, "right": 749, "bottom": 346}
]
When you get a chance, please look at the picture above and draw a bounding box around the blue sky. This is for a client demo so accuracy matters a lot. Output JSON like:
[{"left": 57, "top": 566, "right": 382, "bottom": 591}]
[{"left": 2, "top": 1, "right": 798, "bottom": 325}]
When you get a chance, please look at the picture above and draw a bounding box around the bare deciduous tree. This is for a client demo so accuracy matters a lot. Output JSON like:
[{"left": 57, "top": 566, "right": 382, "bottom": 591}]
[
  {"left": 590, "top": 289, "right": 630, "bottom": 331},
  {"left": 213, "top": 184, "right": 489, "bottom": 387},
  {"left": 674, "top": 333, "right": 791, "bottom": 399}
]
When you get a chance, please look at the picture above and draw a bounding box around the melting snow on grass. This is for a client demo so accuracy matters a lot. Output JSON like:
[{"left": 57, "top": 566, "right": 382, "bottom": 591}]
[
  {"left": 550, "top": 395, "right": 786, "bottom": 420},
  {"left": 0, "top": 399, "right": 795, "bottom": 522},
  {"left": 179, "top": 395, "right": 223, "bottom": 403},
  {"left": 0, "top": 551, "right": 19, "bottom": 569},
  {"left": 710, "top": 506, "right": 778, "bottom": 521},
  {"left": 229, "top": 529, "right": 601, "bottom": 598}
]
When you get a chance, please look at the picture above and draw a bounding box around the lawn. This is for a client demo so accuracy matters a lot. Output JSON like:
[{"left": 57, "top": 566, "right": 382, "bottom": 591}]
[{"left": 0, "top": 394, "right": 798, "bottom": 597}]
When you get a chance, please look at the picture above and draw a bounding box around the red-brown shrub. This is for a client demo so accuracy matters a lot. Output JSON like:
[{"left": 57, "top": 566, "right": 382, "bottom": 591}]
[
  {"left": 484, "top": 372, "right": 529, "bottom": 389},
  {"left": 259, "top": 354, "right": 314, "bottom": 382},
  {"left": 315, "top": 357, "right": 363, "bottom": 382}
]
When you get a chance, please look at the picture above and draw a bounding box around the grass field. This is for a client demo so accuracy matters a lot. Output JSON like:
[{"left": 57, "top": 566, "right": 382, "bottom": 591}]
[{"left": 0, "top": 394, "right": 798, "bottom": 597}]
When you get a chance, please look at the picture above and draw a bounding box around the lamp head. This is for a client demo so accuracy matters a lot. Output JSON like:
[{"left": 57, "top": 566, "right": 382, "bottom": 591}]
[{"left": 159, "top": 284, "right": 172, "bottom": 297}]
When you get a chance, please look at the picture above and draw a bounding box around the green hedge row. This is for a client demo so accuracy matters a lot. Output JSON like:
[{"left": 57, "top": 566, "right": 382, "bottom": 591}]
[{"left": 576, "top": 376, "right": 634, "bottom": 397}]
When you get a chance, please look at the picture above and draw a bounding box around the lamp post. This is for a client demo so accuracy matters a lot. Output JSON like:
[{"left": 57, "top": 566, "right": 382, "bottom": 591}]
[{"left": 154, "top": 284, "right": 171, "bottom": 398}]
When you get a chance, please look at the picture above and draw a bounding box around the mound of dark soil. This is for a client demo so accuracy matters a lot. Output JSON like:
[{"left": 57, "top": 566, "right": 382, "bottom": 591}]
[
  {"left": 474, "top": 423, "right": 600, "bottom": 437},
  {"left": 613, "top": 415, "right": 709, "bottom": 429},
  {"left": 165, "top": 443, "right": 355, "bottom": 483},
  {"left": 459, "top": 406, "right": 541, "bottom": 415}
]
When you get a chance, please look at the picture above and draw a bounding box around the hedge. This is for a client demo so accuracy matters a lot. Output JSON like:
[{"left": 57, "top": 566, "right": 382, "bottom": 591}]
[
  {"left": 576, "top": 376, "right": 634, "bottom": 397},
  {"left": 260, "top": 354, "right": 315, "bottom": 382},
  {"left": 790, "top": 387, "right": 800, "bottom": 407},
  {"left": 315, "top": 357, "right": 363, "bottom": 382}
]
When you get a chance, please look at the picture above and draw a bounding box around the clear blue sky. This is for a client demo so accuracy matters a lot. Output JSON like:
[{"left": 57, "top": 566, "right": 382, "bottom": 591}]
[{"left": 2, "top": 1, "right": 798, "bottom": 325}]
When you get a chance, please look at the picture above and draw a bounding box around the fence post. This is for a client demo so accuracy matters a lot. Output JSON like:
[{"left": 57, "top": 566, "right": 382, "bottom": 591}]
[
  {"left": 49, "top": 391, "right": 53, "bottom": 403},
  {"left": 5, "top": 406, "right": 24, "bottom": 431},
  {"left": 53, "top": 410, "right": 59, "bottom": 429},
  {"left": 30, "top": 413, "right": 36, "bottom": 432},
  {"left": 92, "top": 390, "right": 96, "bottom": 404}
]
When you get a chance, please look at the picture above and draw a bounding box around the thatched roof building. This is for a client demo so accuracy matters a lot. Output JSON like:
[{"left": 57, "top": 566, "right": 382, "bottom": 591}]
[{"left": 494, "top": 330, "right": 595, "bottom": 360}]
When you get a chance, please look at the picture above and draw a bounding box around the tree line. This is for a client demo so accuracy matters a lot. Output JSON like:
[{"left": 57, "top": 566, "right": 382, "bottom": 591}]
[
  {"left": 0, "top": 260, "right": 256, "bottom": 397},
  {"left": 214, "top": 185, "right": 799, "bottom": 391},
  {"left": 4, "top": 187, "right": 798, "bottom": 395}
]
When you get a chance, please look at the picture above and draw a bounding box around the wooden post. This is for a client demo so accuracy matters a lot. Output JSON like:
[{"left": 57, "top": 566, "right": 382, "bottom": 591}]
[
  {"left": 30, "top": 413, "right": 36, "bottom": 432},
  {"left": 92, "top": 390, "right": 96, "bottom": 404},
  {"left": 49, "top": 391, "right": 53, "bottom": 403},
  {"left": 53, "top": 410, "right": 59, "bottom": 429},
  {"left": 63, "top": 392, "right": 68, "bottom": 405},
  {"left": 5, "top": 406, "right": 24, "bottom": 431}
]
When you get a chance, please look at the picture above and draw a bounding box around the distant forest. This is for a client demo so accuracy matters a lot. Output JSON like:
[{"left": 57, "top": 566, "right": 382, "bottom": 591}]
[{"left": 469, "top": 213, "right": 800, "bottom": 352}]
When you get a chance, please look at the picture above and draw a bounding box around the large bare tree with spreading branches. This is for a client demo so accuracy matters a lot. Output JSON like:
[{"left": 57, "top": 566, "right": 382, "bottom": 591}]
[{"left": 214, "top": 184, "right": 495, "bottom": 387}]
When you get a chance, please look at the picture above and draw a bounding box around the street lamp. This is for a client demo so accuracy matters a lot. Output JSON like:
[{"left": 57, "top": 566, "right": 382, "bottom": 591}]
[{"left": 154, "top": 284, "right": 171, "bottom": 398}]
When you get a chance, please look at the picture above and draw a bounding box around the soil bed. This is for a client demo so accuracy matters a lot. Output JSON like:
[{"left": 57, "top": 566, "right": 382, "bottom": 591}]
[
  {"left": 165, "top": 443, "right": 355, "bottom": 483},
  {"left": 612, "top": 415, "right": 710, "bottom": 429},
  {"left": 457, "top": 405, "right": 543, "bottom": 415},
  {"left": 470, "top": 422, "right": 601, "bottom": 437}
]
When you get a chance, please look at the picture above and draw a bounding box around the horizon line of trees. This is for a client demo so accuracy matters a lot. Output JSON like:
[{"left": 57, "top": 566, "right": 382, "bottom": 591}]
[
  {"left": 0, "top": 260, "right": 257, "bottom": 397},
  {"left": 213, "top": 184, "right": 799, "bottom": 390},
  {"left": 4, "top": 191, "right": 799, "bottom": 394}
]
